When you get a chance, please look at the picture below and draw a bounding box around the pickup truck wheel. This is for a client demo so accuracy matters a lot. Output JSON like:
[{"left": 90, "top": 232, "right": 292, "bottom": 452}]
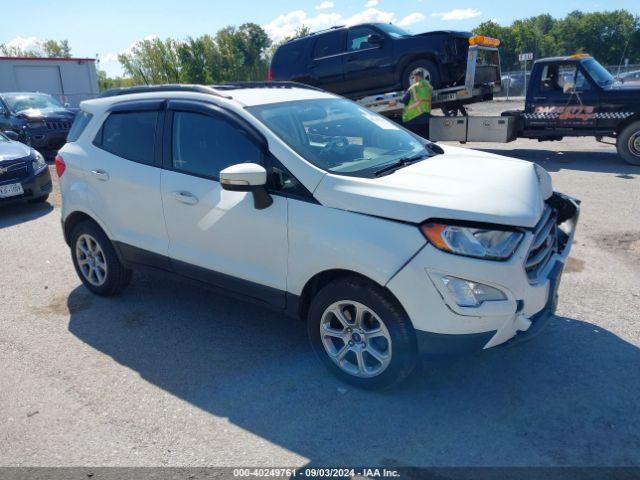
[
  {"left": 403, "top": 60, "right": 440, "bottom": 90},
  {"left": 307, "top": 277, "right": 418, "bottom": 389},
  {"left": 70, "top": 221, "right": 133, "bottom": 296},
  {"left": 617, "top": 121, "right": 640, "bottom": 166}
]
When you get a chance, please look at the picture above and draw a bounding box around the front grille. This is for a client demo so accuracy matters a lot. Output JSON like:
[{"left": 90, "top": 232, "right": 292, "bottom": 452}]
[
  {"left": 525, "top": 206, "right": 558, "bottom": 283},
  {"left": 46, "top": 121, "right": 71, "bottom": 131},
  {"left": 0, "top": 161, "right": 29, "bottom": 183}
]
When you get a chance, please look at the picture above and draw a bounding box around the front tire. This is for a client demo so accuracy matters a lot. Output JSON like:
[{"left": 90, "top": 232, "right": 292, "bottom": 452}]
[
  {"left": 617, "top": 121, "right": 640, "bottom": 166},
  {"left": 402, "top": 59, "right": 441, "bottom": 90},
  {"left": 70, "top": 221, "right": 132, "bottom": 296},
  {"left": 307, "top": 277, "right": 418, "bottom": 389}
]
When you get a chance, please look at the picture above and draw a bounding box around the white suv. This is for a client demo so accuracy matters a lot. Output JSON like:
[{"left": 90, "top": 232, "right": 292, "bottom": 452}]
[{"left": 57, "top": 83, "right": 579, "bottom": 389}]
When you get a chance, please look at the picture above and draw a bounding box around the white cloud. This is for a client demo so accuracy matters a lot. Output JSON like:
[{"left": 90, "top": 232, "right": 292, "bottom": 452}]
[
  {"left": 264, "top": 8, "right": 399, "bottom": 41},
  {"left": 397, "top": 12, "right": 425, "bottom": 27},
  {"left": 432, "top": 8, "right": 481, "bottom": 21},
  {"left": 5, "top": 36, "right": 43, "bottom": 53},
  {"left": 315, "top": 1, "right": 334, "bottom": 10},
  {"left": 264, "top": 10, "right": 343, "bottom": 41},
  {"left": 364, "top": 0, "right": 379, "bottom": 7}
]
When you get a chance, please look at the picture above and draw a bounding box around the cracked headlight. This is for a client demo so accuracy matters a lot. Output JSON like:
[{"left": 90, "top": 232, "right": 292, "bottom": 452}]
[{"left": 421, "top": 222, "right": 523, "bottom": 260}]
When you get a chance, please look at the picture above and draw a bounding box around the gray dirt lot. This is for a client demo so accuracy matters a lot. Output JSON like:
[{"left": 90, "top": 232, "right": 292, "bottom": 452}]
[{"left": 1, "top": 100, "right": 639, "bottom": 467}]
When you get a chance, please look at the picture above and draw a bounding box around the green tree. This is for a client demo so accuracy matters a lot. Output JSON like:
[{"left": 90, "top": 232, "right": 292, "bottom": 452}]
[
  {"left": 97, "top": 69, "right": 135, "bottom": 92},
  {"left": 476, "top": 10, "right": 640, "bottom": 71},
  {"left": 0, "top": 39, "right": 72, "bottom": 58},
  {"left": 42, "top": 40, "right": 72, "bottom": 58},
  {"left": 118, "top": 37, "right": 181, "bottom": 84}
]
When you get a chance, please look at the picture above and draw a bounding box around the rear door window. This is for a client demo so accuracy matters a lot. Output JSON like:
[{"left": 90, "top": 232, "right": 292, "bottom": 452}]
[
  {"left": 313, "top": 31, "right": 343, "bottom": 58},
  {"left": 94, "top": 111, "right": 158, "bottom": 165}
]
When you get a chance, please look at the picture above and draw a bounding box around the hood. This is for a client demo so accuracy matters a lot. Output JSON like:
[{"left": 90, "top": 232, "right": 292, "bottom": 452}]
[
  {"left": 314, "top": 146, "right": 550, "bottom": 228},
  {"left": 16, "top": 107, "right": 75, "bottom": 121},
  {"left": 0, "top": 141, "right": 33, "bottom": 162},
  {"left": 603, "top": 81, "right": 640, "bottom": 92}
]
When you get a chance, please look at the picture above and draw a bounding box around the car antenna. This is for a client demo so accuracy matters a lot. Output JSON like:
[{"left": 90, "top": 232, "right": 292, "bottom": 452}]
[
  {"left": 138, "top": 68, "right": 150, "bottom": 86},
  {"left": 615, "top": 35, "right": 631, "bottom": 79}
]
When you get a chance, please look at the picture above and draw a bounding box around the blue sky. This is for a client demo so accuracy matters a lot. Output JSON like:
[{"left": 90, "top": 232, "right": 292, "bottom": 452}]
[{"left": 2, "top": 0, "right": 638, "bottom": 76}]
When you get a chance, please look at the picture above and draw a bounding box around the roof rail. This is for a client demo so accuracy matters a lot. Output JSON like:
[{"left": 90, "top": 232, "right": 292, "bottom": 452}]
[
  {"left": 99, "top": 84, "right": 231, "bottom": 99},
  {"left": 288, "top": 25, "right": 346, "bottom": 42},
  {"left": 210, "top": 81, "right": 325, "bottom": 92}
]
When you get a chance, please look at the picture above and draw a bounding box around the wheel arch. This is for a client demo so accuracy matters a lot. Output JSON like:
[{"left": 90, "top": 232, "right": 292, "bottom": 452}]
[
  {"left": 397, "top": 54, "right": 441, "bottom": 86},
  {"left": 295, "top": 268, "right": 406, "bottom": 323},
  {"left": 616, "top": 113, "right": 640, "bottom": 134},
  {"left": 63, "top": 210, "right": 110, "bottom": 247}
]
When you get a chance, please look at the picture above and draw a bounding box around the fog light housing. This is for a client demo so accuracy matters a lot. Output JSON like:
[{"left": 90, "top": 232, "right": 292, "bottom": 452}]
[{"left": 441, "top": 276, "right": 507, "bottom": 307}]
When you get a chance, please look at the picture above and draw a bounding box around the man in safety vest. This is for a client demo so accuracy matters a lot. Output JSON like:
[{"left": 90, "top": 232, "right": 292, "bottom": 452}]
[{"left": 402, "top": 70, "right": 433, "bottom": 139}]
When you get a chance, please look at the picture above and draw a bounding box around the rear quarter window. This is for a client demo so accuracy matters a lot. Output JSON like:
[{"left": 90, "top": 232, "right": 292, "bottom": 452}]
[
  {"left": 272, "top": 42, "right": 305, "bottom": 76},
  {"left": 67, "top": 111, "right": 93, "bottom": 142}
]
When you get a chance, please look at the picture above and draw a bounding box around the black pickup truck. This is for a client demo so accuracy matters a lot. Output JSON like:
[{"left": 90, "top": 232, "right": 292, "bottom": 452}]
[
  {"left": 430, "top": 55, "right": 640, "bottom": 165},
  {"left": 508, "top": 54, "right": 640, "bottom": 165}
]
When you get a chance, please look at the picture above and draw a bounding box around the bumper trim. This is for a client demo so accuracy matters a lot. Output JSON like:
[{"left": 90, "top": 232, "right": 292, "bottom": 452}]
[
  {"left": 504, "top": 260, "right": 563, "bottom": 347},
  {"left": 416, "top": 329, "right": 496, "bottom": 358}
]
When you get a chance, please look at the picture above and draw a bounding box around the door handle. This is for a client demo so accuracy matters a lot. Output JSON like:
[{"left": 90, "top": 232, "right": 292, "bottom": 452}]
[
  {"left": 91, "top": 169, "right": 109, "bottom": 181},
  {"left": 532, "top": 96, "right": 546, "bottom": 101},
  {"left": 172, "top": 191, "right": 199, "bottom": 205}
]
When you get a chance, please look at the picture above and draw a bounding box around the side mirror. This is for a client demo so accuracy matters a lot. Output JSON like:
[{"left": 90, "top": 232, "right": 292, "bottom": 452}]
[
  {"left": 220, "top": 163, "right": 273, "bottom": 209},
  {"left": 4, "top": 130, "right": 19, "bottom": 141},
  {"left": 367, "top": 34, "right": 384, "bottom": 46}
]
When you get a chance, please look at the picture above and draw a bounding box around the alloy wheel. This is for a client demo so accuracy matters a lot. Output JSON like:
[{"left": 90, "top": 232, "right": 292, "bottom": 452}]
[
  {"left": 320, "top": 300, "right": 392, "bottom": 378},
  {"left": 75, "top": 233, "right": 108, "bottom": 287}
]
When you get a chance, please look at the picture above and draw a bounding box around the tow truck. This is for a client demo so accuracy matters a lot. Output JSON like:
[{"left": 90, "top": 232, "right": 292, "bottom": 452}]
[
  {"left": 357, "top": 34, "right": 502, "bottom": 117},
  {"left": 423, "top": 54, "right": 640, "bottom": 165}
]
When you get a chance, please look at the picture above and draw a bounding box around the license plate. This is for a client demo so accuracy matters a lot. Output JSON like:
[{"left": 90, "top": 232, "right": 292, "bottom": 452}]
[{"left": 0, "top": 183, "right": 24, "bottom": 198}]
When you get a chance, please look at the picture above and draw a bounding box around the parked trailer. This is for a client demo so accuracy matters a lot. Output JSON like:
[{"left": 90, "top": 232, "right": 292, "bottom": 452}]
[
  {"left": 0, "top": 56, "right": 99, "bottom": 107},
  {"left": 427, "top": 54, "right": 640, "bottom": 166}
]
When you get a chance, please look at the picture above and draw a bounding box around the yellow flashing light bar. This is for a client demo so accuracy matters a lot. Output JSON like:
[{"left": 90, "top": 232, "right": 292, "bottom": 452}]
[
  {"left": 468, "top": 35, "right": 501, "bottom": 47},
  {"left": 569, "top": 53, "right": 590, "bottom": 59}
]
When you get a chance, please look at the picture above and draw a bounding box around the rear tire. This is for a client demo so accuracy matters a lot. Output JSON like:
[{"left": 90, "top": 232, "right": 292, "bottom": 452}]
[
  {"left": 617, "top": 121, "right": 640, "bottom": 166},
  {"left": 70, "top": 221, "right": 132, "bottom": 296},
  {"left": 402, "top": 59, "right": 441, "bottom": 90},
  {"left": 307, "top": 276, "right": 418, "bottom": 389}
]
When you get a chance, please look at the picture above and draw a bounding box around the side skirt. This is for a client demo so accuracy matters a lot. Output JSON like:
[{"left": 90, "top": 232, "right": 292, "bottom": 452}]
[{"left": 113, "top": 242, "right": 295, "bottom": 313}]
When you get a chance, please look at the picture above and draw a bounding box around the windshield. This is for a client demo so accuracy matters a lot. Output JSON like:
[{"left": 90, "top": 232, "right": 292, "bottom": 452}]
[
  {"left": 374, "top": 23, "right": 413, "bottom": 38},
  {"left": 248, "top": 98, "right": 432, "bottom": 177},
  {"left": 0, "top": 133, "right": 8, "bottom": 143},
  {"left": 3, "top": 93, "right": 63, "bottom": 113},
  {"left": 582, "top": 58, "right": 615, "bottom": 87}
]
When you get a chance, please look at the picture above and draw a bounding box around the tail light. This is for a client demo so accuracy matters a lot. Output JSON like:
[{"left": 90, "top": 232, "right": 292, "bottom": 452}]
[
  {"left": 267, "top": 68, "right": 273, "bottom": 81},
  {"left": 54, "top": 154, "right": 66, "bottom": 177}
]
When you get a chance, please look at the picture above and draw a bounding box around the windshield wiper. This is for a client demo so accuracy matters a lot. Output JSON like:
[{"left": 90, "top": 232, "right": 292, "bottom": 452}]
[{"left": 373, "top": 153, "right": 430, "bottom": 177}]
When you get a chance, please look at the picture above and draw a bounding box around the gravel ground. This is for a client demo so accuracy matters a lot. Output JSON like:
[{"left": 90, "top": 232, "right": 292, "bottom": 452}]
[{"left": 1, "top": 101, "right": 639, "bottom": 468}]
